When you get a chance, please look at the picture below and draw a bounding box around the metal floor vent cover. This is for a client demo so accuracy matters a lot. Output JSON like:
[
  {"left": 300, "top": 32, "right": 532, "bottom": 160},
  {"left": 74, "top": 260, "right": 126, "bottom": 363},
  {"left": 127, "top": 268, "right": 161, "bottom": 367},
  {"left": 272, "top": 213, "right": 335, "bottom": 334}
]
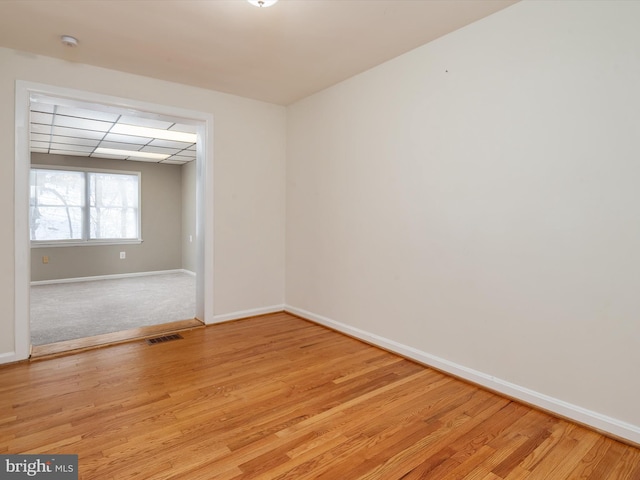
[{"left": 146, "top": 333, "right": 184, "bottom": 345}]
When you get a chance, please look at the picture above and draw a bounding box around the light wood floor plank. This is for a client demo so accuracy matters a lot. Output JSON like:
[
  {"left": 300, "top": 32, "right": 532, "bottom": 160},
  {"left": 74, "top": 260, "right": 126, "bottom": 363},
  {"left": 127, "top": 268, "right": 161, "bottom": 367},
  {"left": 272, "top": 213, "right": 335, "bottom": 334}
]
[{"left": 0, "top": 312, "right": 638, "bottom": 479}]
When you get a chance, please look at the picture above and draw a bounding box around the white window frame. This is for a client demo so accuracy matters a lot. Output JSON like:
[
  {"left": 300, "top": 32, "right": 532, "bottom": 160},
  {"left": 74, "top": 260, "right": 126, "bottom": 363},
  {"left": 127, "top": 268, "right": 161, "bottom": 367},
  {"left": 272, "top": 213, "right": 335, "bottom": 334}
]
[{"left": 30, "top": 164, "right": 142, "bottom": 248}]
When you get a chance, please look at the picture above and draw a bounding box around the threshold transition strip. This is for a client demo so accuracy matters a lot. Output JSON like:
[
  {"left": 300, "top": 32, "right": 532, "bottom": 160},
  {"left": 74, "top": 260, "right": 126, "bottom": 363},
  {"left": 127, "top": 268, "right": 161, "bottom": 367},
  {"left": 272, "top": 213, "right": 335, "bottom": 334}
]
[{"left": 30, "top": 318, "right": 204, "bottom": 360}]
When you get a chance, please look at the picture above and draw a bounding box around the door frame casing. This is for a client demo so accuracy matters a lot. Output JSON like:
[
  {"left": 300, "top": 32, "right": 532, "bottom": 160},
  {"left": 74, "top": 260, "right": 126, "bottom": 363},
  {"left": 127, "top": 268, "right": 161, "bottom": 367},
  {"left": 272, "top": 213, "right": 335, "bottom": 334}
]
[{"left": 12, "top": 81, "right": 214, "bottom": 362}]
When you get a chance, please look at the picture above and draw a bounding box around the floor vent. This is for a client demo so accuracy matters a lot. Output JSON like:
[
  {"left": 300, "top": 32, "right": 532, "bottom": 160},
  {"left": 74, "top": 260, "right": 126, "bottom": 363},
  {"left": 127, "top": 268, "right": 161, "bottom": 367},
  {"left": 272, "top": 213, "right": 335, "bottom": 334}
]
[{"left": 146, "top": 333, "right": 184, "bottom": 345}]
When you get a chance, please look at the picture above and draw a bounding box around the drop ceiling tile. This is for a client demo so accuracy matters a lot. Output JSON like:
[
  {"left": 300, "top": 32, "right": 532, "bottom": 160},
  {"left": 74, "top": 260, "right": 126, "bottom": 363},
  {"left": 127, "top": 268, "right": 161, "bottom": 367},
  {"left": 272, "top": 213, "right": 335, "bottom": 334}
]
[
  {"left": 140, "top": 146, "right": 181, "bottom": 155},
  {"left": 161, "top": 160, "right": 188, "bottom": 165},
  {"left": 173, "top": 151, "right": 197, "bottom": 158},
  {"left": 55, "top": 106, "right": 120, "bottom": 122},
  {"left": 177, "top": 148, "right": 197, "bottom": 154},
  {"left": 98, "top": 140, "right": 145, "bottom": 151},
  {"left": 49, "top": 149, "right": 91, "bottom": 157},
  {"left": 111, "top": 124, "right": 196, "bottom": 143},
  {"left": 31, "top": 103, "right": 55, "bottom": 114},
  {"left": 125, "top": 157, "right": 161, "bottom": 163},
  {"left": 148, "top": 139, "right": 194, "bottom": 149},
  {"left": 31, "top": 133, "right": 52, "bottom": 143},
  {"left": 167, "top": 155, "right": 196, "bottom": 162},
  {"left": 53, "top": 115, "right": 113, "bottom": 132},
  {"left": 31, "top": 141, "right": 50, "bottom": 149},
  {"left": 31, "top": 124, "right": 53, "bottom": 135},
  {"left": 52, "top": 126, "right": 106, "bottom": 140},
  {"left": 103, "top": 132, "right": 152, "bottom": 145},
  {"left": 51, "top": 135, "right": 100, "bottom": 147},
  {"left": 91, "top": 153, "right": 128, "bottom": 160},
  {"left": 171, "top": 123, "right": 197, "bottom": 134},
  {"left": 31, "top": 112, "right": 54, "bottom": 124},
  {"left": 118, "top": 115, "right": 174, "bottom": 129},
  {"left": 50, "top": 143, "right": 95, "bottom": 153}
]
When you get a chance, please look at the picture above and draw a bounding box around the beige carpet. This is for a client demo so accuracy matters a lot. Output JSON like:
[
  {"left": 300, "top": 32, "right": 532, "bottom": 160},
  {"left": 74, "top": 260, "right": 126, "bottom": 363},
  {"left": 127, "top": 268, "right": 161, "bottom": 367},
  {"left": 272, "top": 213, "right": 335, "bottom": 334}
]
[{"left": 30, "top": 272, "right": 196, "bottom": 345}]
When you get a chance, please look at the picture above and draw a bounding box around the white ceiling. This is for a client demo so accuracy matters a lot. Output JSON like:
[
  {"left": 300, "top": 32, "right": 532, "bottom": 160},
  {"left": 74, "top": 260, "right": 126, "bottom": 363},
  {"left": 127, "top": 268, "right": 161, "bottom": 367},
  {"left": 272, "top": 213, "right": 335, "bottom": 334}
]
[{"left": 0, "top": 0, "right": 518, "bottom": 106}]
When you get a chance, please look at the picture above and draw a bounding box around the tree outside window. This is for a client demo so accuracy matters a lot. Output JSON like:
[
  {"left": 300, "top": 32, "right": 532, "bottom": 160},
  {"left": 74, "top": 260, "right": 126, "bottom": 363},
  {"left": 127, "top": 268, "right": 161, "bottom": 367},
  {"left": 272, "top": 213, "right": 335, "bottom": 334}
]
[{"left": 30, "top": 168, "right": 141, "bottom": 244}]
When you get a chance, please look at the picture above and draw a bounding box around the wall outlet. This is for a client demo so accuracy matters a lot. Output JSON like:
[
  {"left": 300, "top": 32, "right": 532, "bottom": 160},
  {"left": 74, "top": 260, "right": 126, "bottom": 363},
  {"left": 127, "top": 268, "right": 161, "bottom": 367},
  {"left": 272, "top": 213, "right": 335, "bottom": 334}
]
[
  {"left": 42, "top": 255, "right": 49, "bottom": 264},
  {"left": 119, "top": 252, "right": 126, "bottom": 259},
  {"left": 189, "top": 235, "right": 193, "bottom": 243}
]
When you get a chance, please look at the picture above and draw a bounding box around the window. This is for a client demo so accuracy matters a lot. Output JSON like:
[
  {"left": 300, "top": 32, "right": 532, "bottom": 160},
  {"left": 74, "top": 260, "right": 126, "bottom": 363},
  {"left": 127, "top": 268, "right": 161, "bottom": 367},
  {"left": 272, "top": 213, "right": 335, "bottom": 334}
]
[{"left": 30, "top": 167, "right": 141, "bottom": 245}]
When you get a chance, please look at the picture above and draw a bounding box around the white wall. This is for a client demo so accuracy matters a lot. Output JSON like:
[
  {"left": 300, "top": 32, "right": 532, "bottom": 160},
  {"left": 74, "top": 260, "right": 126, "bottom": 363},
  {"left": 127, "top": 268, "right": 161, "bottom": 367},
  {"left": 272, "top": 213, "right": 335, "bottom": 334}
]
[
  {"left": 286, "top": 0, "right": 640, "bottom": 441},
  {"left": 1, "top": 47, "right": 286, "bottom": 357},
  {"left": 182, "top": 160, "right": 197, "bottom": 273}
]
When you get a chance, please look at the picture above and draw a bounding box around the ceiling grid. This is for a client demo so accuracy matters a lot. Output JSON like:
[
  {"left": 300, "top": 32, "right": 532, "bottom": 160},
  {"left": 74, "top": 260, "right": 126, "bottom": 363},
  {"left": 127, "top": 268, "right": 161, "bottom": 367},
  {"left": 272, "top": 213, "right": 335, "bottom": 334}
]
[{"left": 30, "top": 103, "right": 197, "bottom": 165}]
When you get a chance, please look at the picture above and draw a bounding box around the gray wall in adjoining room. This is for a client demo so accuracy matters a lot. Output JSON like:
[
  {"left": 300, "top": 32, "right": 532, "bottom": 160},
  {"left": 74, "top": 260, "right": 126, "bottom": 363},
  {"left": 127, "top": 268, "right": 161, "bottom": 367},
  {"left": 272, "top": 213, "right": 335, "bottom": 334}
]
[{"left": 30, "top": 152, "right": 185, "bottom": 281}]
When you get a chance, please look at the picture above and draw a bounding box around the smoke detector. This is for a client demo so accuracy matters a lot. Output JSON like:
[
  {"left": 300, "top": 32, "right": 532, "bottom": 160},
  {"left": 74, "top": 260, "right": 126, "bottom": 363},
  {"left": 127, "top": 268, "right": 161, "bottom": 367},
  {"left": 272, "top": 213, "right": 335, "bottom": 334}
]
[{"left": 60, "top": 35, "right": 78, "bottom": 47}]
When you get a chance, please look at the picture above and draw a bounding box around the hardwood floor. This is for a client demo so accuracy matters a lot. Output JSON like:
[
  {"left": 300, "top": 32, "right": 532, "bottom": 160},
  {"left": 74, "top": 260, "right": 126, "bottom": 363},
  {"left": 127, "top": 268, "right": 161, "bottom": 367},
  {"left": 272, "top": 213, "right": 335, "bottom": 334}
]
[{"left": 1, "top": 312, "right": 639, "bottom": 479}]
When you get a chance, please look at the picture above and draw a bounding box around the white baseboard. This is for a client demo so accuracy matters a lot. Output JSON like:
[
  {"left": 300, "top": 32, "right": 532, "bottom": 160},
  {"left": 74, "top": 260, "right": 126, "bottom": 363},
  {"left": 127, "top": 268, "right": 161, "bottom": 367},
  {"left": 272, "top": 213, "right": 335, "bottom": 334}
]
[
  {"left": 211, "top": 305, "right": 285, "bottom": 324},
  {"left": 31, "top": 269, "right": 191, "bottom": 286},
  {"left": 285, "top": 304, "right": 640, "bottom": 446},
  {"left": 0, "top": 351, "right": 19, "bottom": 365}
]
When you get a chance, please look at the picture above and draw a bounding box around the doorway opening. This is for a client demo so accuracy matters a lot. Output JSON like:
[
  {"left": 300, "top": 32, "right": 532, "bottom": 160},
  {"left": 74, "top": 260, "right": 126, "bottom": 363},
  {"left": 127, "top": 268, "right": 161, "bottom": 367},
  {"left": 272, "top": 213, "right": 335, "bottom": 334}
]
[{"left": 14, "top": 82, "right": 214, "bottom": 360}]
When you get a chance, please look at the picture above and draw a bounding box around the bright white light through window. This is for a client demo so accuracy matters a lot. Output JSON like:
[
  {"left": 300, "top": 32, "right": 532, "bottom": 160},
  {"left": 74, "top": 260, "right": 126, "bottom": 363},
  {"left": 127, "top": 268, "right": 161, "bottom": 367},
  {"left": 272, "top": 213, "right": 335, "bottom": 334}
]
[
  {"left": 90, "top": 173, "right": 139, "bottom": 240},
  {"left": 30, "top": 168, "right": 141, "bottom": 243},
  {"left": 29, "top": 169, "right": 85, "bottom": 241}
]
